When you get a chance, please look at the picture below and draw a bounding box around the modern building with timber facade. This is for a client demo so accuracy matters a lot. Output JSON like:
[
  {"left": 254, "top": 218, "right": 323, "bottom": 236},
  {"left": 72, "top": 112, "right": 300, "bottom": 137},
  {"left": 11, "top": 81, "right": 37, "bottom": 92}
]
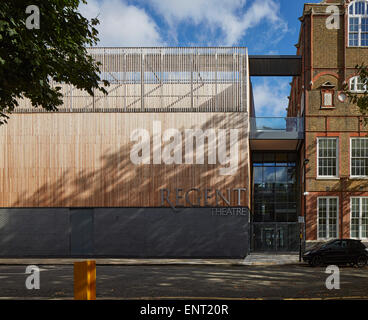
[
  {"left": 0, "top": 47, "right": 255, "bottom": 257},
  {"left": 0, "top": 0, "right": 367, "bottom": 258},
  {"left": 0, "top": 46, "right": 304, "bottom": 257},
  {"left": 289, "top": 0, "right": 368, "bottom": 249}
]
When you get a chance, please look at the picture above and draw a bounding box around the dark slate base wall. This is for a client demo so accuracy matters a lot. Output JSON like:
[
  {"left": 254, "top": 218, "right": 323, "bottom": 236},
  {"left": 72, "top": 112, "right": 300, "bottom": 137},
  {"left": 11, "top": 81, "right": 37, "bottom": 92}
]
[{"left": 0, "top": 207, "right": 249, "bottom": 258}]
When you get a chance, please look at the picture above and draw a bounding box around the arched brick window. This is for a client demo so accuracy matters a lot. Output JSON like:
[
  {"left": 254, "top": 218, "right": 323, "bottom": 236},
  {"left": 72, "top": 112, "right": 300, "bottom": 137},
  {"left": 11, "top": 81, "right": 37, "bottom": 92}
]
[{"left": 349, "top": 1, "right": 368, "bottom": 46}]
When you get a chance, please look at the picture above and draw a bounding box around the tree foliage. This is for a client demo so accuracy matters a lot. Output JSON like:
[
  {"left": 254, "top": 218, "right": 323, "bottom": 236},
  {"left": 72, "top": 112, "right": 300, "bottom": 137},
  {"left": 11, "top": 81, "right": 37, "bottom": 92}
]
[
  {"left": 0, "top": 0, "right": 109, "bottom": 124},
  {"left": 345, "top": 64, "right": 368, "bottom": 116}
]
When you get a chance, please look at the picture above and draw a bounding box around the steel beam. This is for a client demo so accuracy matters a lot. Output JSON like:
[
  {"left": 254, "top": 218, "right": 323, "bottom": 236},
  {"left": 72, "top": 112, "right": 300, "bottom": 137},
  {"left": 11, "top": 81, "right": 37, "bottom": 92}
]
[{"left": 249, "top": 55, "right": 302, "bottom": 76}]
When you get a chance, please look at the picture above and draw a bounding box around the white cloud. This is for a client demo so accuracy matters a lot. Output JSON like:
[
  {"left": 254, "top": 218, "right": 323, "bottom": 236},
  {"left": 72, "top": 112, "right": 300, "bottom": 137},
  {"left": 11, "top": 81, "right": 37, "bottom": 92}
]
[
  {"left": 78, "top": 0, "right": 288, "bottom": 46},
  {"left": 145, "top": 0, "right": 288, "bottom": 45},
  {"left": 79, "top": 0, "right": 164, "bottom": 46},
  {"left": 252, "top": 78, "right": 290, "bottom": 117}
]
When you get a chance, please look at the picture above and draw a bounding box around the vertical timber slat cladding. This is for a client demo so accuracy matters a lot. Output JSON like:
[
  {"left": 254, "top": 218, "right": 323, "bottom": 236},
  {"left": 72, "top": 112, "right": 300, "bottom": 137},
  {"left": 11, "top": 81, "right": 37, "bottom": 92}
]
[
  {"left": 13, "top": 47, "right": 247, "bottom": 113},
  {"left": 0, "top": 112, "right": 250, "bottom": 208}
]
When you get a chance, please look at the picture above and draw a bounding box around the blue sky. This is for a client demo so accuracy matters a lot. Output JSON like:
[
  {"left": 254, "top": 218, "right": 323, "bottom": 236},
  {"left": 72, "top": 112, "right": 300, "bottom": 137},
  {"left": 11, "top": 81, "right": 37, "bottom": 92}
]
[{"left": 79, "top": 0, "right": 322, "bottom": 116}]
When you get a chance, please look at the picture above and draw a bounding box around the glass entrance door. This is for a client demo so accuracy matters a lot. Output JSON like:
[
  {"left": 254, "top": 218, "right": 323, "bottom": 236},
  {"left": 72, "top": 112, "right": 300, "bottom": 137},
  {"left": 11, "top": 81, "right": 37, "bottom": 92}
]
[
  {"left": 253, "top": 223, "right": 298, "bottom": 252},
  {"left": 262, "top": 226, "right": 275, "bottom": 251},
  {"left": 254, "top": 224, "right": 275, "bottom": 251},
  {"left": 276, "top": 224, "right": 289, "bottom": 251}
]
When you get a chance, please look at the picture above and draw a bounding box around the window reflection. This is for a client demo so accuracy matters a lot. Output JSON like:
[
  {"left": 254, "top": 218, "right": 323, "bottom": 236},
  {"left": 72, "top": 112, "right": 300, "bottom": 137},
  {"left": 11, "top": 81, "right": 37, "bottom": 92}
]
[
  {"left": 252, "top": 152, "right": 298, "bottom": 223},
  {"left": 264, "top": 167, "right": 276, "bottom": 182}
]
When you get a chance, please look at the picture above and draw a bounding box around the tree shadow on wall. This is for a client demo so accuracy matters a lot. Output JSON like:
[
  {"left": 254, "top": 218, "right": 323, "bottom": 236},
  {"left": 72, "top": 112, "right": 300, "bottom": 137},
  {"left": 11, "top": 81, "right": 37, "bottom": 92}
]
[{"left": 8, "top": 113, "right": 250, "bottom": 258}]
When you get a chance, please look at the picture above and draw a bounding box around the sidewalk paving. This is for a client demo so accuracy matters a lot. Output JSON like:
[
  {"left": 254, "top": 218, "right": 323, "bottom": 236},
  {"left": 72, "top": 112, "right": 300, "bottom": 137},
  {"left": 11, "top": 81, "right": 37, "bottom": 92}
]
[
  {"left": 0, "top": 253, "right": 300, "bottom": 266},
  {"left": 242, "top": 253, "right": 299, "bottom": 266}
]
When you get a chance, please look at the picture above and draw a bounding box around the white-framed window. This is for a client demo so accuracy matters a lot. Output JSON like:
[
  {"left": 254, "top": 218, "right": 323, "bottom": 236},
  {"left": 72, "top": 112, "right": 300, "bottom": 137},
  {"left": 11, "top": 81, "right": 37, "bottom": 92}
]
[
  {"left": 349, "top": 76, "right": 367, "bottom": 92},
  {"left": 351, "top": 197, "right": 368, "bottom": 239},
  {"left": 323, "top": 92, "right": 333, "bottom": 106},
  {"left": 351, "top": 138, "right": 368, "bottom": 177},
  {"left": 317, "top": 137, "right": 339, "bottom": 178},
  {"left": 349, "top": 1, "right": 368, "bottom": 47},
  {"left": 318, "top": 197, "right": 339, "bottom": 239}
]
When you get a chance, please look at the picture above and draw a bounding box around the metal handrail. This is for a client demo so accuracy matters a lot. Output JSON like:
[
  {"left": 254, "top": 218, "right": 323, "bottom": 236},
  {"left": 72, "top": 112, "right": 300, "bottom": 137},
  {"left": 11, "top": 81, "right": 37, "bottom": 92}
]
[{"left": 250, "top": 117, "right": 304, "bottom": 132}]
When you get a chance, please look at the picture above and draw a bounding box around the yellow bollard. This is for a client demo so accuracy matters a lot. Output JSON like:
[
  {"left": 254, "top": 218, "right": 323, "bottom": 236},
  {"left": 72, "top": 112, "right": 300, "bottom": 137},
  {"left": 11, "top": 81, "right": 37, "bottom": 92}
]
[{"left": 74, "top": 260, "right": 96, "bottom": 300}]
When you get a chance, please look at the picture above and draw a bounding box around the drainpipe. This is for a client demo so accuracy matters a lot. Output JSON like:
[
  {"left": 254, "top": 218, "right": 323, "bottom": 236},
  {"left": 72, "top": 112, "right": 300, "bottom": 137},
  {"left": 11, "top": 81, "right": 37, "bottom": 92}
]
[
  {"left": 303, "top": 16, "right": 307, "bottom": 256},
  {"left": 302, "top": 159, "right": 309, "bottom": 261}
]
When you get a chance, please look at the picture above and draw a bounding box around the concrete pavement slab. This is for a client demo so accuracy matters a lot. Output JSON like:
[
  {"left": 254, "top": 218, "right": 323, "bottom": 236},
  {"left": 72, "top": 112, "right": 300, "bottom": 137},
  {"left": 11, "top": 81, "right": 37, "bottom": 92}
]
[{"left": 0, "top": 253, "right": 300, "bottom": 266}]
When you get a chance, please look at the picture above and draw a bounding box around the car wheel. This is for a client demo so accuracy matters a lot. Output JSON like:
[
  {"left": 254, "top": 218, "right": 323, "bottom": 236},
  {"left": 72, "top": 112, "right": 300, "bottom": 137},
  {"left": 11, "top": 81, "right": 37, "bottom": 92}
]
[
  {"left": 311, "top": 255, "right": 323, "bottom": 267},
  {"left": 356, "top": 256, "right": 367, "bottom": 268}
]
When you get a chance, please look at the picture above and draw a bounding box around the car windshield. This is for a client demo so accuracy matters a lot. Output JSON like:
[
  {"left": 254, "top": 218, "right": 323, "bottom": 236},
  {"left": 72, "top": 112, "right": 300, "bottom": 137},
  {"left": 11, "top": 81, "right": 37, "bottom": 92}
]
[
  {"left": 320, "top": 240, "right": 337, "bottom": 249},
  {"left": 308, "top": 242, "right": 325, "bottom": 250}
]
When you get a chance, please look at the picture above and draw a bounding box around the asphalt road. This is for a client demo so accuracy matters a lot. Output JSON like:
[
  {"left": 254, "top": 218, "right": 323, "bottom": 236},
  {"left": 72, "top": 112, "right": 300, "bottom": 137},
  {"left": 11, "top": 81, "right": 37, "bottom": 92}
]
[{"left": 0, "top": 264, "right": 367, "bottom": 300}]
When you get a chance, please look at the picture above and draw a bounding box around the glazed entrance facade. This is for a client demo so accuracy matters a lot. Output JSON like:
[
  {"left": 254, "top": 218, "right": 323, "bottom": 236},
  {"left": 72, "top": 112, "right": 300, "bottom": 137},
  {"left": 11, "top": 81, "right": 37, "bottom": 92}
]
[{"left": 251, "top": 152, "right": 300, "bottom": 252}]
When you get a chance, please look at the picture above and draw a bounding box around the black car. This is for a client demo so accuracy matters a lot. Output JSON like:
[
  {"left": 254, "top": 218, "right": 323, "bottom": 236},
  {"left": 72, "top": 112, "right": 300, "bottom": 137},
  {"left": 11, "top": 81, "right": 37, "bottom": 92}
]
[{"left": 303, "top": 239, "right": 368, "bottom": 267}]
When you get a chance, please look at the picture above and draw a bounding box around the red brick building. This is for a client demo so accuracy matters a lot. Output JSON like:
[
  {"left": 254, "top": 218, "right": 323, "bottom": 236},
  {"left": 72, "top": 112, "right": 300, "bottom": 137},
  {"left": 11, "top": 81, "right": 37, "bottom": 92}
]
[{"left": 289, "top": 0, "right": 368, "bottom": 248}]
